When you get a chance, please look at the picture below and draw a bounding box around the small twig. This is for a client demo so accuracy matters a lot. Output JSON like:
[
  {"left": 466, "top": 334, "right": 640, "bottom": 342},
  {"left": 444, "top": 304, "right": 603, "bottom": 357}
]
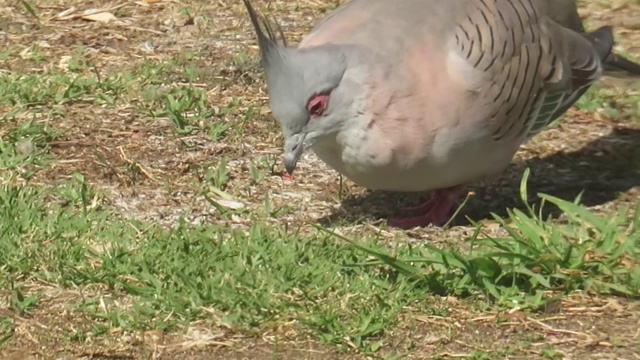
[
  {"left": 537, "top": 316, "right": 567, "bottom": 322},
  {"left": 467, "top": 315, "right": 495, "bottom": 322},
  {"left": 415, "top": 315, "right": 451, "bottom": 326},
  {"left": 527, "top": 317, "right": 589, "bottom": 337},
  {"left": 49, "top": 140, "right": 97, "bottom": 148},
  {"left": 118, "top": 146, "right": 155, "bottom": 180},
  {"left": 437, "top": 352, "right": 473, "bottom": 359}
]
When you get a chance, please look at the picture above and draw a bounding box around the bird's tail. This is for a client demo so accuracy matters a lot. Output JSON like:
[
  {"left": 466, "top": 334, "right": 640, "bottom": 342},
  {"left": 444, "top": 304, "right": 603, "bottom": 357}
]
[
  {"left": 580, "top": 25, "right": 640, "bottom": 78},
  {"left": 604, "top": 52, "right": 640, "bottom": 77}
]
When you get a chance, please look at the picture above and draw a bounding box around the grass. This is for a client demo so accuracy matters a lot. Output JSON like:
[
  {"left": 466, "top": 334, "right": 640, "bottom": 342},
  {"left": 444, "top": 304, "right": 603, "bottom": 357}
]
[
  {"left": 0, "top": 174, "right": 430, "bottom": 355},
  {"left": 1, "top": 0, "right": 640, "bottom": 359},
  {"left": 2, "top": 161, "right": 637, "bottom": 356},
  {"left": 334, "top": 170, "right": 640, "bottom": 305}
]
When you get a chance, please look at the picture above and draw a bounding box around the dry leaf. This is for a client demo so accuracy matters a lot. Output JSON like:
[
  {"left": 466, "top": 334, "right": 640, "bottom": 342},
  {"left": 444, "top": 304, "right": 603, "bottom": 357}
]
[
  {"left": 217, "top": 199, "right": 245, "bottom": 210},
  {"left": 58, "top": 55, "right": 72, "bottom": 70},
  {"left": 81, "top": 11, "right": 116, "bottom": 23}
]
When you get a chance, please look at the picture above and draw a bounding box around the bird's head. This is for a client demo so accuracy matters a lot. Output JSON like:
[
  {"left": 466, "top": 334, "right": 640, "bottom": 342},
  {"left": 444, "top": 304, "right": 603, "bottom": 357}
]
[{"left": 243, "top": 0, "right": 357, "bottom": 175}]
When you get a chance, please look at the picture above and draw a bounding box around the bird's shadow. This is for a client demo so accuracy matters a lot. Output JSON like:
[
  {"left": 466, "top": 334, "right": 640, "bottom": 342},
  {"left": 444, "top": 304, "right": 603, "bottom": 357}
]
[{"left": 318, "top": 126, "right": 640, "bottom": 227}]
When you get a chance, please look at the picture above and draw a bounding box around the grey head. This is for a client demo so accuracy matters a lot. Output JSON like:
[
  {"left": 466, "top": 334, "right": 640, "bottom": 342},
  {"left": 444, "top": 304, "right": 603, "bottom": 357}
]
[{"left": 242, "top": 0, "right": 357, "bottom": 175}]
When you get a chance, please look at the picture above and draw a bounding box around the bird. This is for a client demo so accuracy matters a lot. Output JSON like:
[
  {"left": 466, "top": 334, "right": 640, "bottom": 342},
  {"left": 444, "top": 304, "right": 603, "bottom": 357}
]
[
  {"left": 241, "top": 0, "right": 640, "bottom": 228},
  {"left": 544, "top": 0, "right": 640, "bottom": 76}
]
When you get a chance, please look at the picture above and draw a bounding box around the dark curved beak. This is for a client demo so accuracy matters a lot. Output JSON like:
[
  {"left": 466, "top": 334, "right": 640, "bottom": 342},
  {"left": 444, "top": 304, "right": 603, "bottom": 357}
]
[{"left": 283, "top": 133, "right": 306, "bottom": 175}]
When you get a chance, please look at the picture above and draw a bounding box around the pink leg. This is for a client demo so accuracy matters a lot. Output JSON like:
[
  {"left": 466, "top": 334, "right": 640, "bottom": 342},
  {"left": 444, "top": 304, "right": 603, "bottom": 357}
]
[
  {"left": 389, "top": 185, "right": 466, "bottom": 229},
  {"left": 399, "top": 194, "right": 440, "bottom": 214}
]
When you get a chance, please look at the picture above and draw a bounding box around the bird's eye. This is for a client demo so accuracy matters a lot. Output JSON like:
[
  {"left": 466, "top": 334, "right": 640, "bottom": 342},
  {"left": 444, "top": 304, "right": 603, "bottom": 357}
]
[{"left": 307, "top": 94, "right": 329, "bottom": 119}]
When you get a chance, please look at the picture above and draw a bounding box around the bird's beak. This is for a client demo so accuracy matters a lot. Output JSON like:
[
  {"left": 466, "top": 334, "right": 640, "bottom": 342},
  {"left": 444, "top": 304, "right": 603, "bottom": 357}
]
[{"left": 283, "top": 133, "right": 306, "bottom": 175}]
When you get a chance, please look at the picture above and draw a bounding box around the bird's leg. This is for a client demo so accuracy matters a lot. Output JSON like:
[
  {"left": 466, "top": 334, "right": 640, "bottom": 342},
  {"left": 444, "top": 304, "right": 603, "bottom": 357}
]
[
  {"left": 389, "top": 185, "right": 466, "bottom": 229},
  {"left": 399, "top": 193, "right": 440, "bottom": 213}
]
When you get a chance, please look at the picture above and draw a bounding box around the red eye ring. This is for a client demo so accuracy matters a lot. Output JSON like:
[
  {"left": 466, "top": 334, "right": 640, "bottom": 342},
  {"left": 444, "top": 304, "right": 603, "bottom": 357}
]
[{"left": 307, "top": 94, "right": 329, "bottom": 119}]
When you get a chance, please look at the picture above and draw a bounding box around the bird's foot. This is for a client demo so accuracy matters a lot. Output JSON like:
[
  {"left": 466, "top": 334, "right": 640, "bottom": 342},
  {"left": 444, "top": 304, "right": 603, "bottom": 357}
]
[
  {"left": 399, "top": 195, "right": 439, "bottom": 214},
  {"left": 389, "top": 185, "right": 466, "bottom": 229}
]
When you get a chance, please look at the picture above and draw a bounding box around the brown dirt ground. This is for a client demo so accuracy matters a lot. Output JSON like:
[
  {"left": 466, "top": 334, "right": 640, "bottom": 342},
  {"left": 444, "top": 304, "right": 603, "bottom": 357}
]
[{"left": 1, "top": 0, "right": 640, "bottom": 359}]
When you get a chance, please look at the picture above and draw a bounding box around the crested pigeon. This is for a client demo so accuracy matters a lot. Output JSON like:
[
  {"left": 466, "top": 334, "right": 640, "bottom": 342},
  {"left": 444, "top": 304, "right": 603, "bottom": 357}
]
[{"left": 242, "top": 0, "right": 639, "bottom": 228}]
